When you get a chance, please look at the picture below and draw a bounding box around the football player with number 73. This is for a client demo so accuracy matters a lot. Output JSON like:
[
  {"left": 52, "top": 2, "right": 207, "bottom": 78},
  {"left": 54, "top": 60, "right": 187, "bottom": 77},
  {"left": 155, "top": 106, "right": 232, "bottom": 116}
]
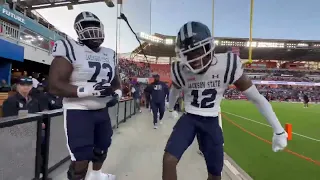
[{"left": 49, "top": 11, "right": 120, "bottom": 180}]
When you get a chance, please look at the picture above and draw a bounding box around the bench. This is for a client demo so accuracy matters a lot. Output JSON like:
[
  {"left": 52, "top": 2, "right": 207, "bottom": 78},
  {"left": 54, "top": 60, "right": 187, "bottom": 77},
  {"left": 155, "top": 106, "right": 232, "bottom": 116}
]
[{"left": 0, "top": 93, "right": 9, "bottom": 106}]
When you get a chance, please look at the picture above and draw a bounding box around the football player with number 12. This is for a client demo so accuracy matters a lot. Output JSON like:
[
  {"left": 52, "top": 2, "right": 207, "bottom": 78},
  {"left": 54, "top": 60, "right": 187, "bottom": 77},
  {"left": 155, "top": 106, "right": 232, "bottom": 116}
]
[
  {"left": 49, "top": 12, "right": 120, "bottom": 180},
  {"left": 163, "top": 21, "right": 288, "bottom": 180}
]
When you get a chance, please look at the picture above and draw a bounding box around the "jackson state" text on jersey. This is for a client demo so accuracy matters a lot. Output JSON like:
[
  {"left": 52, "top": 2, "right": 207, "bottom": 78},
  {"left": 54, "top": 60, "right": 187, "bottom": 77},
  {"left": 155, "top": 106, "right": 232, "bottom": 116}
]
[{"left": 188, "top": 80, "right": 221, "bottom": 89}]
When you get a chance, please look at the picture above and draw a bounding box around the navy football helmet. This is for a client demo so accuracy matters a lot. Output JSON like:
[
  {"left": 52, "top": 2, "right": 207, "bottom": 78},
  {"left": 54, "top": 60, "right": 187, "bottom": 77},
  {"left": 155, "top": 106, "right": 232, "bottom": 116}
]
[
  {"left": 175, "top": 21, "right": 215, "bottom": 73},
  {"left": 74, "top": 11, "right": 104, "bottom": 49}
]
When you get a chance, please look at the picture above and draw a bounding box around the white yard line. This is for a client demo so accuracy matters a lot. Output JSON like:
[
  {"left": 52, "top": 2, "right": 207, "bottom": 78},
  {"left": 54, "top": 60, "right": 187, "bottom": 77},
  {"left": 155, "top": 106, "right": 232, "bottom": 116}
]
[{"left": 223, "top": 111, "right": 320, "bottom": 142}]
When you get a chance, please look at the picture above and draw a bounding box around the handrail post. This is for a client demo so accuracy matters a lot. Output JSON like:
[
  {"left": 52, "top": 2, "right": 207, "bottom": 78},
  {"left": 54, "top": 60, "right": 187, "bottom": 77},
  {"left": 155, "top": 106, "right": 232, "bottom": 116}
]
[
  {"left": 133, "top": 99, "right": 136, "bottom": 115},
  {"left": 129, "top": 99, "right": 132, "bottom": 117},
  {"left": 34, "top": 117, "right": 43, "bottom": 180},
  {"left": 123, "top": 101, "right": 127, "bottom": 122},
  {"left": 41, "top": 115, "right": 51, "bottom": 180},
  {"left": 116, "top": 102, "right": 120, "bottom": 128}
]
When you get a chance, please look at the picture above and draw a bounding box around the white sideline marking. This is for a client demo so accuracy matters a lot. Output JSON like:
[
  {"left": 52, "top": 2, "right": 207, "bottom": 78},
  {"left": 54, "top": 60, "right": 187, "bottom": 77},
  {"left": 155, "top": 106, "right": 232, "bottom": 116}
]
[
  {"left": 224, "top": 160, "right": 242, "bottom": 180},
  {"left": 223, "top": 111, "right": 320, "bottom": 142}
]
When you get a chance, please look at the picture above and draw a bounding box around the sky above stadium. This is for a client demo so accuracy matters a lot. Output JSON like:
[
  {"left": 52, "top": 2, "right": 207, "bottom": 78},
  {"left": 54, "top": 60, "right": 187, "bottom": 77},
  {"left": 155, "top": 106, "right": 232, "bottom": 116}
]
[{"left": 38, "top": 0, "right": 320, "bottom": 53}]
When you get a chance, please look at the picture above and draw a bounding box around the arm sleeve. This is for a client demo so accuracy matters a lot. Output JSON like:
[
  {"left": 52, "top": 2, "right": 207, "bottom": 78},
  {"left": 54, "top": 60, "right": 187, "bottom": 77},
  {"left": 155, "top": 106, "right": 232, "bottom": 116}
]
[
  {"left": 51, "top": 39, "right": 73, "bottom": 64},
  {"left": 242, "top": 85, "right": 284, "bottom": 134},
  {"left": 170, "top": 61, "right": 185, "bottom": 88},
  {"left": 2, "top": 99, "right": 18, "bottom": 117},
  {"left": 168, "top": 86, "right": 181, "bottom": 110}
]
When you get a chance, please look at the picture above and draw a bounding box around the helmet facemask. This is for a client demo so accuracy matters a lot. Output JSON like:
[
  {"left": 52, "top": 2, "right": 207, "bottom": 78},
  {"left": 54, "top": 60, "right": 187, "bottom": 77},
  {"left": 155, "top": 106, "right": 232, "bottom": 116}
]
[
  {"left": 177, "top": 36, "right": 215, "bottom": 74},
  {"left": 74, "top": 20, "right": 104, "bottom": 49}
]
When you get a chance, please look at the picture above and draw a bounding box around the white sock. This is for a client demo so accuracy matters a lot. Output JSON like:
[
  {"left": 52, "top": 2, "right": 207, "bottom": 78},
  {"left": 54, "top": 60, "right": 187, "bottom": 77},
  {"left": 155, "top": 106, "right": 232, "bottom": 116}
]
[{"left": 91, "top": 170, "right": 102, "bottom": 175}]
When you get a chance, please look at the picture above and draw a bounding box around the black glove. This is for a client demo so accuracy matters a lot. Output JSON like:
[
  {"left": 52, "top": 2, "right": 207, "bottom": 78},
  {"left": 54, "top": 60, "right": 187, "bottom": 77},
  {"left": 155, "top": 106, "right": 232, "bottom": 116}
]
[
  {"left": 106, "top": 93, "right": 119, "bottom": 107},
  {"left": 94, "top": 81, "right": 114, "bottom": 98}
]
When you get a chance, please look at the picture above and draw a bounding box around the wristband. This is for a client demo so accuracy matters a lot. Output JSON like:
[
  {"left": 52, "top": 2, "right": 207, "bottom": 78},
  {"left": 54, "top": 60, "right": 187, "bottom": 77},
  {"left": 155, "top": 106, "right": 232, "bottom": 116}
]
[
  {"left": 77, "top": 86, "right": 97, "bottom": 98},
  {"left": 114, "top": 89, "right": 122, "bottom": 99},
  {"left": 275, "top": 131, "right": 285, "bottom": 136},
  {"left": 77, "top": 87, "right": 88, "bottom": 98}
]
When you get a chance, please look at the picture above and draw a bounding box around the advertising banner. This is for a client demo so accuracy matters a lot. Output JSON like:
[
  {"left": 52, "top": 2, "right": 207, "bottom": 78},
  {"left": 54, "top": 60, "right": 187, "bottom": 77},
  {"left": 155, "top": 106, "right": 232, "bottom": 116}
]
[{"left": 0, "top": 6, "right": 57, "bottom": 40}]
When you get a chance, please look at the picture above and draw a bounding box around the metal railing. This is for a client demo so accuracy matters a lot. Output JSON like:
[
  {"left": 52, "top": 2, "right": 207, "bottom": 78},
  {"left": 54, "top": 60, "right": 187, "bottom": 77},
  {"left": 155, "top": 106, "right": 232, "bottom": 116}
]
[
  {"left": 0, "top": 20, "right": 20, "bottom": 40},
  {"left": 0, "top": 20, "right": 53, "bottom": 53},
  {"left": 0, "top": 98, "right": 136, "bottom": 180}
]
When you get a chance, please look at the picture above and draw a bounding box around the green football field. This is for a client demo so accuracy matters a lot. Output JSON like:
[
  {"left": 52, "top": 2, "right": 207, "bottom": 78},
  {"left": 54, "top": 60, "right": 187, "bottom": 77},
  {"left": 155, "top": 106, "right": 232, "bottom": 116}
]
[{"left": 221, "top": 100, "right": 320, "bottom": 180}]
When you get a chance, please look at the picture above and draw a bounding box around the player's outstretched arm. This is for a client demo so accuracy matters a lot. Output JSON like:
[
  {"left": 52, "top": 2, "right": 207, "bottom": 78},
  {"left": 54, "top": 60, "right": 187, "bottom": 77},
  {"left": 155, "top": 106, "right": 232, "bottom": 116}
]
[
  {"left": 168, "top": 82, "right": 181, "bottom": 111},
  {"left": 48, "top": 57, "right": 78, "bottom": 97},
  {"left": 234, "top": 74, "right": 285, "bottom": 134}
]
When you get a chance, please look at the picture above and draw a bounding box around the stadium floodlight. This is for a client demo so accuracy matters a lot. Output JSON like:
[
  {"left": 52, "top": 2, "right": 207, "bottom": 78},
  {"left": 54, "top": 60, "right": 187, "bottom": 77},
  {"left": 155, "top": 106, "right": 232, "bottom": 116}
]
[
  {"left": 164, "top": 38, "right": 173, "bottom": 45},
  {"left": 246, "top": 41, "right": 257, "bottom": 48},
  {"left": 297, "top": 43, "right": 308, "bottom": 47},
  {"left": 138, "top": 32, "right": 163, "bottom": 44},
  {"left": 259, "top": 42, "right": 285, "bottom": 48},
  {"left": 67, "top": 4, "right": 73, "bottom": 10},
  {"left": 105, "top": 0, "right": 114, "bottom": 7}
]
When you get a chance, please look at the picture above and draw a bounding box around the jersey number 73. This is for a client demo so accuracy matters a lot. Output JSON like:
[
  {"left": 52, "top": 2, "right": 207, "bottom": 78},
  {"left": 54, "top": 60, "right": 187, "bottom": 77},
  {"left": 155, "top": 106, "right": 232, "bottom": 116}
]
[{"left": 87, "top": 61, "right": 113, "bottom": 83}]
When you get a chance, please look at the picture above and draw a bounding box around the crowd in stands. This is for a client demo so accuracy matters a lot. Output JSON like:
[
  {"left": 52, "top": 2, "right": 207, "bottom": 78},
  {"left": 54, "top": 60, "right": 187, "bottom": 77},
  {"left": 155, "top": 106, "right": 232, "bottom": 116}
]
[
  {"left": 119, "top": 58, "right": 151, "bottom": 78},
  {"left": 117, "top": 58, "right": 320, "bottom": 102},
  {"left": 118, "top": 58, "right": 320, "bottom": 82},
  {"left": 119, "top": 58, "right": 171, "bottom": 78},
  {"left": 1, "top": 59, "right": 319, "bottom": 117},
  {"left": 227, "top": 68, "right": 320, "bottom": 102},
  {"left": 225, "top": 85, "right": 320, "bottom": 102},
  {"left": 245, "top": 69, "right": 320, "bottom": 75},
  {"left": 255, "top": 76, "right": 318, "bottom": 82},
  {"left": 246, "top": 69, "right": 320, "bottom": 82}
]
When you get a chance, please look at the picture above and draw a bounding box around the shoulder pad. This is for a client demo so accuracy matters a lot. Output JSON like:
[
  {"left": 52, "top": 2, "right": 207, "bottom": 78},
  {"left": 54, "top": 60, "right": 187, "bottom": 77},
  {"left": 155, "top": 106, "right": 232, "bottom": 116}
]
[
  {"left": 170, "top": 61, "right": 185, "bottom": 88},
  {"left": 51, "top": 38, "right": 76, "bottom": 63},
  {"left": 223, "top": 52, "right": 243, "bottom": 84}
]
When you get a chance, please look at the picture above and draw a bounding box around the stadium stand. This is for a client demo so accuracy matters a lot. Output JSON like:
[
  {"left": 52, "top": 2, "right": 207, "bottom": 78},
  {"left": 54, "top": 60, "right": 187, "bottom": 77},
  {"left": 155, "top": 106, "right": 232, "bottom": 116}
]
[{"left": 118, "top": 33, "right": 320, "bottom": 104}]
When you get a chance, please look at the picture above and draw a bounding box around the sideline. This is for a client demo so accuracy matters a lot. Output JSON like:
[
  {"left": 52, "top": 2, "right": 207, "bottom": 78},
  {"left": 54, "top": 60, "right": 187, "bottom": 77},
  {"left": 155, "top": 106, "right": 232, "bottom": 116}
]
[
  {"left": 223, "top": 111, "right": 320, "bottom": 142},
  {"left": 222, "top": 113, "right": 320, "bottom": 166}
]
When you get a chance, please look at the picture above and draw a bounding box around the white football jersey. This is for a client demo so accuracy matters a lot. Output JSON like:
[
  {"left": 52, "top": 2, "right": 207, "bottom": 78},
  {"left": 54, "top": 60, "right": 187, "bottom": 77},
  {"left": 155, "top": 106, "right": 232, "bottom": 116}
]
[
  {"left": 171, "top": 52, "right": 243, "bottom": 117},
  {"left": 51, "top": 38, "right": 116, "bottom": 110}
]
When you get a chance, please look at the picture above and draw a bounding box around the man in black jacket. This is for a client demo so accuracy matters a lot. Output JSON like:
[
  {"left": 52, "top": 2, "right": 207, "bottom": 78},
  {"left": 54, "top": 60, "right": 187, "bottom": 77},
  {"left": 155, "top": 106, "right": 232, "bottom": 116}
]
[
  {"left": 2, "top": 77, "right": 46, "bottom": 117},
  {"left": 145, "top": 74, "right": 169, "bottom": 129}
]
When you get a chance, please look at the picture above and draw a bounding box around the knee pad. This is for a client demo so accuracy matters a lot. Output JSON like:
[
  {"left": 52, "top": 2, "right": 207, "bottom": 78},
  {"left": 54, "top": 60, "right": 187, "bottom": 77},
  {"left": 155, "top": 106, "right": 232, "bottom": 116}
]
[
  {"left": 92, "top": 148, "right": 107, "bottom": 163},
  {"left": 67, "top": 161, "right": 88, "bottom": 180}
]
